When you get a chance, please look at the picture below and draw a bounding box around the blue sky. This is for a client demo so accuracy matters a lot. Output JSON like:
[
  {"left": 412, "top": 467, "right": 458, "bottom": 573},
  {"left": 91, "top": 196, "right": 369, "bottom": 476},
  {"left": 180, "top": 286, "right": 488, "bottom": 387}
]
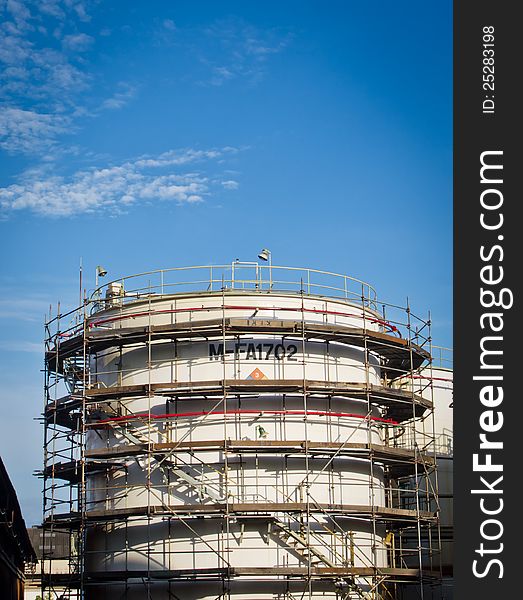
[{"left": 0, "top": 0, "right": 452, "bottom": 525}]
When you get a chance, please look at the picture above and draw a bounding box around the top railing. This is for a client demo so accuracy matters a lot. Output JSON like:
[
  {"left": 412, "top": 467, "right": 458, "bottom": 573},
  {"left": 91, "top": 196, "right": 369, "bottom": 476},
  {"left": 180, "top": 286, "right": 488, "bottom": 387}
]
[
  {"left": 45, "top": 264, "right": 435, "bottom": 357},
  {"left": 90, "top": 263, "right": 379, "bottom": 310},
  {"left": 431, "top": 345, "right": 453, "bottom": 370}
]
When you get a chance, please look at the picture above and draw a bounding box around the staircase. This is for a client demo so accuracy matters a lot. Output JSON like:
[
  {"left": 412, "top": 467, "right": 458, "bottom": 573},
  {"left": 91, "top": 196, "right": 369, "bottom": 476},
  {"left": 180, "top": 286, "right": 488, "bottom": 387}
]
[
  {"left": 63, "top": 356, "right": 87, "bottom": 393},
  {"left": 94, "top": 406, "right": 225, "bottom": 502},
  {"left": 272, "top": 518, "right": 336, "bottom": 568}
]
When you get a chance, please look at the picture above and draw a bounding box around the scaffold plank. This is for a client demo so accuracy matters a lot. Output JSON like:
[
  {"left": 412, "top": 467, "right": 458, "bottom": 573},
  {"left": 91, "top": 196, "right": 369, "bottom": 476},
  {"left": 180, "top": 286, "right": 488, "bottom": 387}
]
[
  {"left": 46, "top": 317, "right": 430, "bottom": 379},
  {"left": 47, "top": 502, "right": 436, "bottom": 525},
  {"left": 43, "top": 565, "right": 440, "bottom": 585}
]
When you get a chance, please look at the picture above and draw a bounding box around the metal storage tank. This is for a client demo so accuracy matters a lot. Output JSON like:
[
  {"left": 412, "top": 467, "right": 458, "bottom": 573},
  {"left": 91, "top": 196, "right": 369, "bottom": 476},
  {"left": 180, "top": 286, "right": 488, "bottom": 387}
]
[
  {"left": 393, "top": 348, "right": 453, "bottom": 600},
  {"left": 41, "top": 263, "right": 441, "bottom": 600}
]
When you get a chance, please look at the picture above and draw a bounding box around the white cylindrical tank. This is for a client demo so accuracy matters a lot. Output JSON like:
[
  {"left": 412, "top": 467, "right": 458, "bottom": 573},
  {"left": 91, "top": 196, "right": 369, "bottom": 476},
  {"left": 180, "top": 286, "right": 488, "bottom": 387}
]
[
  {"left": 83, "top": 292, "right": 389, "bottom": 598},
  {"left": 393, "top": 353, "right": 453, "bottom": 600},
  {"left": 43, "top": 266, "right": 438, "bottom": 600}
]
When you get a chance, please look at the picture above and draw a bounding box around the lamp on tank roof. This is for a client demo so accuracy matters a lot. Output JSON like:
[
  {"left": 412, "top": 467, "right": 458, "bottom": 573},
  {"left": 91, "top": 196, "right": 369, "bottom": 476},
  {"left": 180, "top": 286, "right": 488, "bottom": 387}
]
[
  {"left": 95, "top": 265, "right": 108, "bottom": 290},
  {"left": 257, "top": 248, "right": 273, "bottom": 289},
  {"left": 96, "top": 265, "right": 108, "bottom": 278},
  {"left": 258, "top": 248, "right": 271, "bottom": 262}
]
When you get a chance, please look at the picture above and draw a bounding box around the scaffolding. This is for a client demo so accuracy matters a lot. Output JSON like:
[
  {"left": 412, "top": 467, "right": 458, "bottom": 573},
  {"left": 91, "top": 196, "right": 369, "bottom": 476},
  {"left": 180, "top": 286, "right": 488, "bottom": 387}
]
[{"left": 40, "top": 264, "right": 442, "bottom": 599}]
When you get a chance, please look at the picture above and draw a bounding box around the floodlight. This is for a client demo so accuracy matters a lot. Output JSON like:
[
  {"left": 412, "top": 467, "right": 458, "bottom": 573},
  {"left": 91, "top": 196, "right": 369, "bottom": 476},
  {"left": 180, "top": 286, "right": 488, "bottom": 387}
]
[{"left": 258, "top": 249, "right": 271, "bottom": 262}]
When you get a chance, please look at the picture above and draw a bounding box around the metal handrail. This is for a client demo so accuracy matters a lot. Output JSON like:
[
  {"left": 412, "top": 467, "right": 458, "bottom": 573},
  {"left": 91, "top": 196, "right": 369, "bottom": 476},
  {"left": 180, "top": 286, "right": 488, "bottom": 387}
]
[
  {"left": 431, "top": 345, "right": 453, "bottom": 370},
  {"left": 44, "top": 265, "right": 437, "bottom": 361},
  {"left": 90, "top": 263, "right": 378, "bottom": 306}
]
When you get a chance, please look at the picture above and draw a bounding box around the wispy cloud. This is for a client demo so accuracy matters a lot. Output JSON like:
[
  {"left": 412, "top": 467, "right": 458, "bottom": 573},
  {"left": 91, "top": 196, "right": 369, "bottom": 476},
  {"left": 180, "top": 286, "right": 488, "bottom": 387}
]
[
  {"left": 163, "top": 19, "right": 176, "bottom": 32},
  {"left": 0, "top": 340, "right": 43, "bottom": 353},
  {"left": 62, "top": 32, "right": 94, "bottom": 52},
  {"left": 0, "top": 147, "right": 240, "bottom": 217},
  {"left": 100, "top": 82, "right": 137, "bottom": 110},
  {"left": 0, "top": 107, "right": 71, "bottom": 153},
  {"left": 0, "top": 1, "right": 131, "bottom": 154},
  {"left": 1, "top": 3, "right": 92, "bottom": 98},
  {"left": 221, "top": 179, "right": 239, "bottom": 190},
  {"left": 195, "top": 17, "right": 293, "bottom": 86},
  {"left": 38, "top": 0, "right": 92, "bottom": 22},
  {"left": 0, "top": 296, "right": 51, "bottom": 322}
]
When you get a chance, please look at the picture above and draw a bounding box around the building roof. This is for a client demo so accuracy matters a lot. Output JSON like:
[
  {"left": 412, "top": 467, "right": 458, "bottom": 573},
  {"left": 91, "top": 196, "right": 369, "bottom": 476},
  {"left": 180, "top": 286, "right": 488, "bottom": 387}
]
[{"left": 0, "top": 456, "right": 37, "bottom": 564}]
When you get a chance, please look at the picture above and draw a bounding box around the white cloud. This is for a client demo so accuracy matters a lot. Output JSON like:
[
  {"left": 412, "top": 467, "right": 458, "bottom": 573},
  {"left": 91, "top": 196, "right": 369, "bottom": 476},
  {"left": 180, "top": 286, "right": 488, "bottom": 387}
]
[
  {"left": 0, "top": 340, "right": 43, "bottom": 353},
  {"left": 133, "top": 148, "right": 225, "bottom": 169},
  {"left": 38, "top": 0, "right": 66, "bottom": 20},
  {"left": 70, "top": 1, "right": 91, "bottom": 23},
  {"left": 0, "top": 3, "right": 138, "bottom": 153},
  {"left": 0, "top": 108, "right": 71, "bottom": 153},
  {"left": 0, "top": 297, "right": 51, "bottom": 321},
  {"left": 0, "top": 1, "right": 94, "bottom": 154},
  {"left": 62, "top": 32, "right": 93, "bottom": 52},
  {"left": 100, "top": 82, "right": 137, "bottom": 110},
  {"left": 0, "top": 28, "right": 32, "bottom": 65},
  {"left": 196, "top": 18, "right": 293, "bottom": 86},
  {"left": 221, "top": 179, "right": 239, "bottom": 190},
  {"left": 0, "top": 147, "right": 240, "bottom": 217},
  {"left": 6, "top": 0, "right": 31, "bottom": 25},
  {"left": 36, "top": 0, "right": 91, "bottom": 22}
]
